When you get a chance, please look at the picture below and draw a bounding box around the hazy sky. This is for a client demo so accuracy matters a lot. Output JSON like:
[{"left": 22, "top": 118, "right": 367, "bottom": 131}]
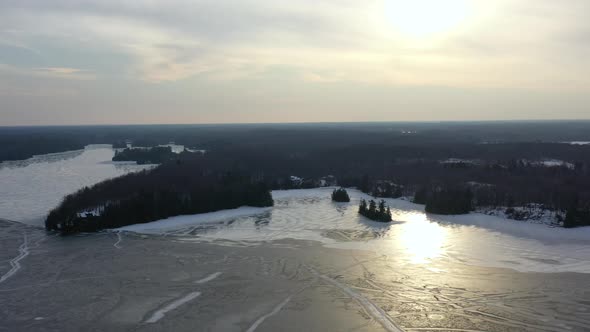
[{"left": 1, "top": 0, "right": 589, "bottom": 125}]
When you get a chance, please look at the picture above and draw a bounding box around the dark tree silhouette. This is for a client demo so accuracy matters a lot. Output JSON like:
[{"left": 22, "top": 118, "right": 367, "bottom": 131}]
[
  {"left": 332, "top": 188, "right": 351, "bottom": 202},
  {"left": 425, "top": 187, "right": 473, "bottom": 215},
  {"left": 359, "top": 199, "right": 392, "bottom": 222},
  {"left": 45, "top": 160, "right": 274, "bottom": 234}
]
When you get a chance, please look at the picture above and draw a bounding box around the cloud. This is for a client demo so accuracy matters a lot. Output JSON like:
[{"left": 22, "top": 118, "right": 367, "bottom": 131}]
[
  {"left": 9, "top": 1, "right": 586, "bottom": 89},
  {"left": 0, "top": 64, "right": 95, "bottom": 80}
]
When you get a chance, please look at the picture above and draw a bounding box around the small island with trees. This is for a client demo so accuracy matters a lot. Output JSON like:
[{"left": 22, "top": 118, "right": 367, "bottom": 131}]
[
  {"left": 358, "top": 199, "right": 392, "bottom": 222},
  {"left": 331, "top": 187, "right": 351, "bottom": 202}
]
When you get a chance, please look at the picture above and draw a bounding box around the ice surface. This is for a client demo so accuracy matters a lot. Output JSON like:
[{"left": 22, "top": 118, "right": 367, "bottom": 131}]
[
  {"left": 144, "top": 291, "right": 202, "bottom": 323},
  {"left": 120, "top": 188, "right": 590, "bottom": 273},
  {"left": 0, "top": 145, "right": 154, "bottom": 225},
  {"left": 3, "top": 147, "right": 590, "bottom": 274},
  {"left": 117, "top": 206, "right": 272, "bottom": 233}
]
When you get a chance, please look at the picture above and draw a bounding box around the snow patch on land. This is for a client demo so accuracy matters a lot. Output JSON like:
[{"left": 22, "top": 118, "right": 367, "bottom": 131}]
[
  {"left": 537, "top": 159, "right": 574, "bottom": 169},
  {"left": 476, "top": 205, "right": 564, "bottom": 227},
  {"left": 439, "top": 158, "right": 481, "bottom": 165}
]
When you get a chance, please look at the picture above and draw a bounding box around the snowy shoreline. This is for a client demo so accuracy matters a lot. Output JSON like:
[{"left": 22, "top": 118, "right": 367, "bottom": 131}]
[
  {"left": 115, "top": 206, "right": 273, "bottom": 233},
  {"left": 111, "top": 187, "right": 589, "bottom": 240}
]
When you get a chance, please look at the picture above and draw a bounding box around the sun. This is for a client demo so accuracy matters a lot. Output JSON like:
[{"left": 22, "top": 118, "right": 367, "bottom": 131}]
[{"left": 384, "top": 0, "right": 471, "bottom": 37}]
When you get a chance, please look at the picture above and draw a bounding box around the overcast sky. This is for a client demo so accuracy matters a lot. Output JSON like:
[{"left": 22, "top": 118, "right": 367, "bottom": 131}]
[{"left": 1, "top": 0, "right": 589, "bottom": 125}]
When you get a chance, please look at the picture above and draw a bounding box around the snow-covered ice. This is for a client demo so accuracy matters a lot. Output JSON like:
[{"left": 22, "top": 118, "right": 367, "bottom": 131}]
[
  {"left": 3, "top": 147, "right": 590, "bottom": 275},
  {"left": 0, "top": 145, "right": 154, "bottom": 225},
  {"left": 116, "top": 206, "right": 272, "bottom": 233},
  {"left": 121, "top": 188, "right": 590, "bottom": 274}
]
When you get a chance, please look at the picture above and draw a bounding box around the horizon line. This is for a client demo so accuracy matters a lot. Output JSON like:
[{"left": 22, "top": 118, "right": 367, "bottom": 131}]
[{"left": 3, "top": 118, "right": 590, "bottom": 128}]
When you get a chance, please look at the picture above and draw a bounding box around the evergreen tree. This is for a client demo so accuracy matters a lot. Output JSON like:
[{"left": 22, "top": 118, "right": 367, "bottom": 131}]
[
  {"left": 359, "top": 199, "right": 367, "bottom": 214},
  {"left": 392, "top": 186, "right": 403, "bottom": 199},
  {"left": 424, "top": 186, "right": 472, "bottom": 215},
  {"left": 368, "top": 200, "right": 377, "bottom": 219},
  {"left": 360, "top": 175, "right": 370, "bottom": 193},
  {"left": 564, "top": 198, "right": 579, "bottom": 228},
  {"left": 378, "top": 199, "right": 386, "bottom": 216},
  {"left": 564, "top": 207, "right": 578, "bottom": 228},
  {"left": 332, "top": 188, "right": 351, "bottom": 202},
  {"left": 413, "top": 187, "right": 428, "bottom": 204}
]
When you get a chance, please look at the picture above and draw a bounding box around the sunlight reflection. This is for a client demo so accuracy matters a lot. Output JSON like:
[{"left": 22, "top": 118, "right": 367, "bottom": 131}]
[{"left": 398, "top": 212, "right": 448, "bottom": 264}]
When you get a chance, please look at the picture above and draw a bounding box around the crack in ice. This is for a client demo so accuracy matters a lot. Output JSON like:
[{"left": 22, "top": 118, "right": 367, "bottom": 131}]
[
  {"left": 113, "top": 232, "right": 123, "bottom": 249},
  {"left": 145, "top": 291, "right": 201, "bottom": 323},
  {"left": 195, "top": 272, "right": 222, "bottom": 284},
  {"left": 144, "top": 271, "right": 222, "bottom": 324},
  {"left": 0, "top": 233, "right": 29, "bottom": 284},
  {"left": 246, "top": 282, "right": 313, "bottom": 332},
  {"left": 246, "top": 294, "right": 294, "bottom": 332},
  {"left": 305, "top": 264, "right": 404, "bottom": 332}
]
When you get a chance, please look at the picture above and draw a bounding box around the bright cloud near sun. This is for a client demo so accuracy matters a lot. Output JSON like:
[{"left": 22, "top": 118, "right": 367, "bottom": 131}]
[
  {"left": 384, "top": 0, "right": 472, "bottom": 37},
  {"left": 0, "top": 0, "right": 589, "bottom": 125}
]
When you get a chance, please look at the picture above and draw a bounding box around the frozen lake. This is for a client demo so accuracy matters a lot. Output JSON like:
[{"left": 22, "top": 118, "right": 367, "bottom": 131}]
[
  {"left": 1, "top": 149, "right": 590, "bottom": 331},
  {"left": 0, "top": 145, "right": 154, "bottom": 225},
  {"left": 120, "top": 188, "right": 590, "bottom": 274},
  {"left": 2, "top": 147, "right": 590, "bottom": 274}
]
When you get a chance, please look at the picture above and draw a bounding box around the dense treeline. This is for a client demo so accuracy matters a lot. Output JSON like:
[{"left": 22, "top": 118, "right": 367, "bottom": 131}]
[
  {"left": 4, "top": 122, "right": 590, "bottom": 162},
  {"left": 5, "top": 122, "right": 589, "bottom": 228},
  {"left": 209, "top": 144, "right": 590, "bottom": 216},
  {"left": 45, "top": 158, "right": 273, "bottom": 234},
  {"left": 113, "top": 146, "right": 180, "bottom": 164},
  {"left": 564, "top": 199, "right": 590, "bottom": 228},
  {"left": 423, "top": 187, "right": 473, "bottom": 215},
  {"left": 359, "top": 199, "right": 392, "bottom": 222},
  {"left": 331, "top": 188, "right": 350, "bottom": 202}
]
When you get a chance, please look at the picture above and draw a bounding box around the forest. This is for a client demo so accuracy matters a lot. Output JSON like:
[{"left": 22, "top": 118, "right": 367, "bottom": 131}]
[
  {"left": 3, "top": 121, "right": 585, "bottom": 229},
  {"left": 112, "top": 146, "right": 185, "bottom": 164},
  {"left": 45, "top": 157, "right": 274, "bottom": 234},
  {"left": 4, "top": 121, "right": 590, "bottom": 163}
]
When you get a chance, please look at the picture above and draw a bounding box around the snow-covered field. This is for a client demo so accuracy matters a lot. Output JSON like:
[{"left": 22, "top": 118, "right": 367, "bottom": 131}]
[{"left": 0, "top": 145, "right": 154, "bottom": 225}]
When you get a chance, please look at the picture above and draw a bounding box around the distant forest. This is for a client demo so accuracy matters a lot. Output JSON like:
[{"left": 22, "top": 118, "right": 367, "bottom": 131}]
[
  {"left": 4, "top": 122, "right": 590, "bottom": 163},
  {"left": 4, "top": 122, "right": 587, "bottom": 230},
  {"left": 112, "top": 146, "right": 182, "bottom": 164}
]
